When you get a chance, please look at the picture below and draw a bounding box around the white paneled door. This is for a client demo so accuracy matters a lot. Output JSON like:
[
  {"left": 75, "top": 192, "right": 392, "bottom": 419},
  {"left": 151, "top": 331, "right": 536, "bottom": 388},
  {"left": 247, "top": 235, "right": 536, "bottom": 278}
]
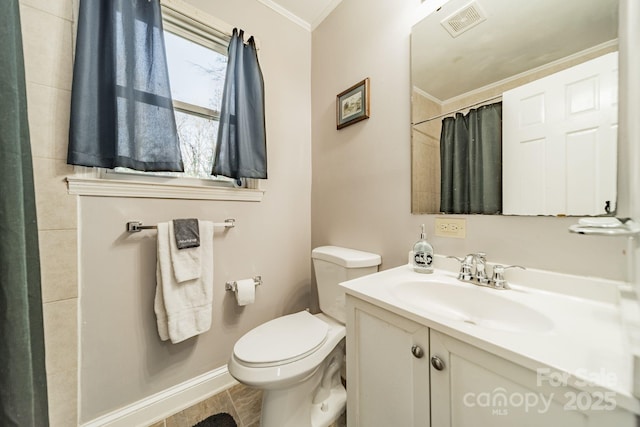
[{"left": 503, "top": 52, "right": 618, "bottom": 216}]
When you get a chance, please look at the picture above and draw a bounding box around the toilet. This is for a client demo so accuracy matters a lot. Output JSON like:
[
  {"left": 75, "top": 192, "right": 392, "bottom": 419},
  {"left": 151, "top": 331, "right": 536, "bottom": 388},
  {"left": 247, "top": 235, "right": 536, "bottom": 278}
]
[{"left": 228, "top": 246, "right": 381, "bottom": 427}]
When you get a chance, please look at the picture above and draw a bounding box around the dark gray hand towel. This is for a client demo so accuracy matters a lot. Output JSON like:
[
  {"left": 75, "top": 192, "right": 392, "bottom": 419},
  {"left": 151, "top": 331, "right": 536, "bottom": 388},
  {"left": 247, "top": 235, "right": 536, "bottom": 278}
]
[{"left": 173, "top": 218, "right": 200, "bottom": 249}]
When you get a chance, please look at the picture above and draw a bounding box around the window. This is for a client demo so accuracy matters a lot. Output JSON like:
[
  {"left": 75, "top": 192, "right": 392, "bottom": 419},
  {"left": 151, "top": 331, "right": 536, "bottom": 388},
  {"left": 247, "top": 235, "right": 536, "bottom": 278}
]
[
  {"left": 163, "top": 23, "right": 227, "bottom": 179},
  {"left": 68, "top": 1, "right": 263, "bottom": 201},
  {"left": 114, "top": 3, "right": 232, "bottom": 182}
]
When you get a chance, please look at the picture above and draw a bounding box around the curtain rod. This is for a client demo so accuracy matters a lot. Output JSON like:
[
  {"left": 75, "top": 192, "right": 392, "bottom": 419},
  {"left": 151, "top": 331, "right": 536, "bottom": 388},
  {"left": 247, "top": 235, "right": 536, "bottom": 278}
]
[{"left": 413, "top": 95, "right": 503, "bottom": 126}]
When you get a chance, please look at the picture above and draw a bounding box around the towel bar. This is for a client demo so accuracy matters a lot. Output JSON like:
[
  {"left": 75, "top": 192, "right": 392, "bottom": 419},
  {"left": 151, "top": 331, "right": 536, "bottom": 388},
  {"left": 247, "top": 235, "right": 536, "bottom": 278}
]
[
  {"left": 126, "top": 218, "right": 235, "bottom": 233},
  {"left": 225, "top": 276, "right": 262, "bottom": 292}
]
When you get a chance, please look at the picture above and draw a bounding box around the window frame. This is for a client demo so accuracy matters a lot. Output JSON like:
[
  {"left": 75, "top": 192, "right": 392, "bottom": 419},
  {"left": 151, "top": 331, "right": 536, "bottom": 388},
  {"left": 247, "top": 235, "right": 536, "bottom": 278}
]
[{"left": 67, "top": 0, "right": 264, "bottom": 202}]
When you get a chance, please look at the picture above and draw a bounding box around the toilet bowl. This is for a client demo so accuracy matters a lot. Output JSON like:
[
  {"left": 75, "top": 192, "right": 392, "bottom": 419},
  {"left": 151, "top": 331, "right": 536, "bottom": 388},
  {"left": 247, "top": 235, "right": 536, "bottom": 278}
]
[{"left": 227, "top": 246, "right": 381, "bottom": 427}]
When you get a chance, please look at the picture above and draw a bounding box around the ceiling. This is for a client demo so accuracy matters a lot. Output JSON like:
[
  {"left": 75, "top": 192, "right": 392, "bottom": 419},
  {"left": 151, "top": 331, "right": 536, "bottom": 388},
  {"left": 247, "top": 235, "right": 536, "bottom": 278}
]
[
  {"left": 411, "top": 0, "right": 619, "bottom": 102},
  {"left": 258, "top": 0, "right": 342, "bottom": 31}
]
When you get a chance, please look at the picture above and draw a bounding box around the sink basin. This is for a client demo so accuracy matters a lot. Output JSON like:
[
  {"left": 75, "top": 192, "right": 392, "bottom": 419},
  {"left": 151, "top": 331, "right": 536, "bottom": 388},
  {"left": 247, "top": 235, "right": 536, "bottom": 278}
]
[{"left": 390, "top": 280, "right": 554, "bottom": 333}]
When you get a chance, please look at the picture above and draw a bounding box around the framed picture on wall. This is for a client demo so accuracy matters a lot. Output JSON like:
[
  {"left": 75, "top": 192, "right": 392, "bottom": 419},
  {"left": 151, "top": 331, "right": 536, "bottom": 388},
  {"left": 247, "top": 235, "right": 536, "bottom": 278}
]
[{"left": 336, "top": 78, "right": 370, "bottom": 129}]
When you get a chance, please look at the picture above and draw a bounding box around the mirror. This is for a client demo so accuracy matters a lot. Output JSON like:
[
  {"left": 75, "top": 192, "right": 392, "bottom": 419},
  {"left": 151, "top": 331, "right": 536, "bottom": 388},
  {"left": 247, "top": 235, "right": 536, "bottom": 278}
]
[{"left": 411, "top": 0, "right": 619, "bottom": 215}]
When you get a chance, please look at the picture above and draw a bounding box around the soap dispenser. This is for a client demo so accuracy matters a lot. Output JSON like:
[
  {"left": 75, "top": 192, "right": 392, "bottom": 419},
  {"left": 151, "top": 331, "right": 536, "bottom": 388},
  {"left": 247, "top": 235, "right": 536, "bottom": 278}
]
[{"left": 412, "top": 224, "right": 434, "bottom": 273}]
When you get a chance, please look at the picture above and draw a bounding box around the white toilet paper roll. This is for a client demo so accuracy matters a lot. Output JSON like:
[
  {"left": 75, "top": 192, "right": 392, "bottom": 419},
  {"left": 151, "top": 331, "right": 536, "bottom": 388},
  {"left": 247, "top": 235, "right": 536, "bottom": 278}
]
[{"left": 235, "top": 279, "right": 255, "bottom": 306}]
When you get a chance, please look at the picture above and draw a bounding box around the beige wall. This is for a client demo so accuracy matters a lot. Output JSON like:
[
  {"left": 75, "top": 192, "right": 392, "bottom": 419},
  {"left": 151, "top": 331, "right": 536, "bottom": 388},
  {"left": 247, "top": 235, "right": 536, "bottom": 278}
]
[
  {"left": 77, "top": 0, "right": 312, "bottom": 422},
  {"left": 21, "top": 0, "right": 312, "bottom": 424},
  {"left": 79, "top": 195, "right": 310, "bottom": 421},
  {"left": 311, "top": 0, "right": 627, "bottom": 286}
]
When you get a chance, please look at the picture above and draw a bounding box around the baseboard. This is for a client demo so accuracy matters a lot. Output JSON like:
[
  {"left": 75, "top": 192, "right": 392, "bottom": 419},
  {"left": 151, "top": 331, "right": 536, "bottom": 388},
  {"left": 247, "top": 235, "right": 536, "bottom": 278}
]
[{"left": 81, "top": 366, "right": 238, "bottom": 427}]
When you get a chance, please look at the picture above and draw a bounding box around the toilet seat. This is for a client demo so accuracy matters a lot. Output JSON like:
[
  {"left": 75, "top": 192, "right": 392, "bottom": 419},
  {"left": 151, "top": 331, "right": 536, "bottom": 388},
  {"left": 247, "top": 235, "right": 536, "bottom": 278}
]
[{"left": 233, "top": 311, "right": 329, "bottom": 367}]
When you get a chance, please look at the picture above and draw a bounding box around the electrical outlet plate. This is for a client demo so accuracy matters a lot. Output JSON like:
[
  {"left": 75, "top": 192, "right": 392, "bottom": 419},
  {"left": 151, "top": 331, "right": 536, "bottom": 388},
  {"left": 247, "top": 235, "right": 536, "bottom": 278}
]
[{"left": 435, "top": 217, "right": 466, "bottom": 238}]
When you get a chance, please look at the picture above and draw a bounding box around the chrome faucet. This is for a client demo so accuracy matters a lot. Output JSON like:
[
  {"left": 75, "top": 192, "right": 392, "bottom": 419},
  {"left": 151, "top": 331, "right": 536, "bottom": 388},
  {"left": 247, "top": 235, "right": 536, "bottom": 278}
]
[
  {"left": 490, "top": 264, "right": 525, "bottom": 289},
  {"left": 448, "top": 253, "right": 524, "bottom": 290},
  {"left": 472, "top": 252, "right": 489, "bottom": 285},
  {"left": 454, "top": 254, "right": 474, "bottom": 281}
]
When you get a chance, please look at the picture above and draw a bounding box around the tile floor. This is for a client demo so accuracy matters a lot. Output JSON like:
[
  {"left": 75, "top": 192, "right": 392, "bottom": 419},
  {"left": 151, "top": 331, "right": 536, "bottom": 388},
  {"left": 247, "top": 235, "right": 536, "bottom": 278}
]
[
  {"left": 147, "top": 383, "right": 347, "bottom": 427},
  {"left": 148, "top": 383, "right": 261, "bottom": 427}
]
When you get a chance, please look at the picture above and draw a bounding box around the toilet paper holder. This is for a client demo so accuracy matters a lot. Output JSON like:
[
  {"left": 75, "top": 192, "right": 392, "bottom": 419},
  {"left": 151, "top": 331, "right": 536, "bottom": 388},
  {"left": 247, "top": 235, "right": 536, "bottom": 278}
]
[{"left": 225, "top": 276, "right": 262, "bottom": 292}]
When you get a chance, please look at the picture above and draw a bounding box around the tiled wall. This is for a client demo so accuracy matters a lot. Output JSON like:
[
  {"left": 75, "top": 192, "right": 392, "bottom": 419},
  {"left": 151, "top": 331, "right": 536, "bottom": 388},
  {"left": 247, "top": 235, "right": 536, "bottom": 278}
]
[
  {"left": 411, "top": 91, "right": 442, "bottom": 214},
  {"left": 19, "top": 0, "right": 78, "bottom": 425}
]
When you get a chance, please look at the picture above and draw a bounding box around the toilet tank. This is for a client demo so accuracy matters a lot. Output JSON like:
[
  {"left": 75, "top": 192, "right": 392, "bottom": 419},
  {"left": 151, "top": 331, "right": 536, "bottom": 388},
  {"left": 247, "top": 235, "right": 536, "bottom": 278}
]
[{"left": 312, "top": 246, "right": 381, "bottom": 323}]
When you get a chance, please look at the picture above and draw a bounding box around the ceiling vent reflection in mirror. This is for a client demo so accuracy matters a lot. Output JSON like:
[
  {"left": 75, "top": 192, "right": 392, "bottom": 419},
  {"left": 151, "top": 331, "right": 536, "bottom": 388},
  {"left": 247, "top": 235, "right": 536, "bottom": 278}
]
[{"left": 440, "top": 0, "right": 487, "bottom": 38}]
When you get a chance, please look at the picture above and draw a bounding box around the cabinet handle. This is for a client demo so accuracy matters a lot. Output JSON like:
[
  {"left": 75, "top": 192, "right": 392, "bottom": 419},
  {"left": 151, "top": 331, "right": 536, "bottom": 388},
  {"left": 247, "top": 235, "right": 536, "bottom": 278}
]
[
  {"left": 430, "top": 355, "right": 445, "bottom": 371},
  {"left": 411, "top": 345, "right": 424, "bottom": 359}
]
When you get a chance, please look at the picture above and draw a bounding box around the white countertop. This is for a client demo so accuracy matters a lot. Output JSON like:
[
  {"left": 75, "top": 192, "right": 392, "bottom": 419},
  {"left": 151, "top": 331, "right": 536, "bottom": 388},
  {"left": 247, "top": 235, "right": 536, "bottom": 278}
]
[{"left": 340, "top": 263, "right": 640, "bottom": 415}]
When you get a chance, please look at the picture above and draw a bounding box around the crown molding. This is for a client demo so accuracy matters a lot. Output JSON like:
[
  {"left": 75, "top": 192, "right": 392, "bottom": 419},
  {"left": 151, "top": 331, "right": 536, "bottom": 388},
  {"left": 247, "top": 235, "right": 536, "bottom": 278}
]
[{"left": 256, "top": 0, "right": 311, "bottom": 31}]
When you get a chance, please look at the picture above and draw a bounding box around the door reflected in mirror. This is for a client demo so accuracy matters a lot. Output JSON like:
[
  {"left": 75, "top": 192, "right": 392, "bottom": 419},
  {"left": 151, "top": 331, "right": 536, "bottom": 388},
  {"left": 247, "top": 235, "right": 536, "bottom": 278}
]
[{"left": 411, "top": 0, "right": 619, "bottom": 216}]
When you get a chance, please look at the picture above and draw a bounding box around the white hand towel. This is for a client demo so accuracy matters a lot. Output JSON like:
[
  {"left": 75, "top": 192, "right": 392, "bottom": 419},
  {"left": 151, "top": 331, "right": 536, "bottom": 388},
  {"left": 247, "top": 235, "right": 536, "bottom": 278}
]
[
  {"left": 154, "top": 220, "right": 214, "bottom": 344},
  {"left": 169, "top": 220, "right": 201, "bottom": 283}
]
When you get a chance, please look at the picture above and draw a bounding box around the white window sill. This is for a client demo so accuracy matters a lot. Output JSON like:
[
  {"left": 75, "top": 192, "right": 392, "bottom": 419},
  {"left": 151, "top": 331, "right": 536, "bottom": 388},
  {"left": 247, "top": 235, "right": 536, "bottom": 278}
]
[{"left": 66, "top": 176, "right": 264, "bottom": 201}]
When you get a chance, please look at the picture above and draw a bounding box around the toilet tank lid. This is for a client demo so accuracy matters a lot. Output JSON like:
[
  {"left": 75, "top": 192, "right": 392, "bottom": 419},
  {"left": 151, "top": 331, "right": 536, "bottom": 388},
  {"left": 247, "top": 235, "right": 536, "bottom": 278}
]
[{"left": 312, "top": 246, "right": 381, "bottom": 268}]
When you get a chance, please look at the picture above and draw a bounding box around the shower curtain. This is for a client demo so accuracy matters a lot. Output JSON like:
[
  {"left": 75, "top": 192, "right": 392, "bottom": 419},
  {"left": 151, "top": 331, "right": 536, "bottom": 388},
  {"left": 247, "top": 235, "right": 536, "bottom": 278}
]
[
  {"left": 0, "top": 1, "right": 49, "bottom": 425},
  {"left": 440, "top": 102, "right": 502, "bottom": 214}
]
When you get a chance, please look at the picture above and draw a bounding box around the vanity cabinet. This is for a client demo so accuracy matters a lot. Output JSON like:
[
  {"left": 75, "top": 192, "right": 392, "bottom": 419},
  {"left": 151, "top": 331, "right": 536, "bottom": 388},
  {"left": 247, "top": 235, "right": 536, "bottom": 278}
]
[
  {"left": 345, "top": 297, "right": 430, "bottom": 427},
  {"left": 429, "top": 330, "right": 635, "bottom": 427},
  {"left": 346, "top": 295, "right": 636, "bottom": 427}
]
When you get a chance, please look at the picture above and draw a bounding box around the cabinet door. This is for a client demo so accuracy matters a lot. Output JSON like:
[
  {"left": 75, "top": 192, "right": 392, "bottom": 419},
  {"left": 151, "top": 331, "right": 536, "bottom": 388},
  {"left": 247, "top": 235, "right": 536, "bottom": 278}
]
[
  {"left": 346, "top": 296, "right": 430, "bottom": 427},
  {"left": 430, "top": 330, "right": 635, "bottom": 427}
]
